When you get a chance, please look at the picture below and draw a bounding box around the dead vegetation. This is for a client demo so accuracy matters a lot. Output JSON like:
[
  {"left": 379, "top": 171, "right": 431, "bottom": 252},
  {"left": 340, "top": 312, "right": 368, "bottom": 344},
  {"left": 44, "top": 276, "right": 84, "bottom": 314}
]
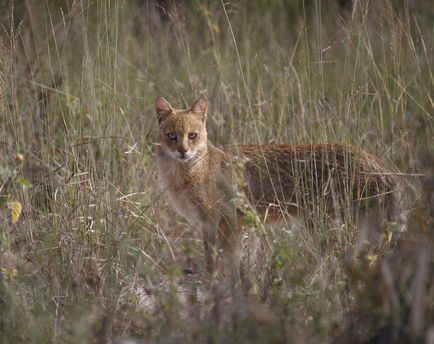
[{"left": 0, "top": 1, "right": 433, "bottom": 342}]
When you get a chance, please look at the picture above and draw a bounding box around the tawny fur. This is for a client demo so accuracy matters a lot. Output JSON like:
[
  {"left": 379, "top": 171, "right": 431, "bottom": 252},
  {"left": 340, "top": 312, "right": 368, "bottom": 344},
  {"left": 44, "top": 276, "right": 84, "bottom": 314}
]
[{"left": 226, "top": 144, "right": 399, "bottom": 223}]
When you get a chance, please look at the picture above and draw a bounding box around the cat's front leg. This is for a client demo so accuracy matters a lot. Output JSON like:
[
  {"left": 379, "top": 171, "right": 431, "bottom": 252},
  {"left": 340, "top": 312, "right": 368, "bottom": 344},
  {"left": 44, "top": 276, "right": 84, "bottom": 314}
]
[{"left": 201, "top": 224, "right": 217, "bottom": 275}]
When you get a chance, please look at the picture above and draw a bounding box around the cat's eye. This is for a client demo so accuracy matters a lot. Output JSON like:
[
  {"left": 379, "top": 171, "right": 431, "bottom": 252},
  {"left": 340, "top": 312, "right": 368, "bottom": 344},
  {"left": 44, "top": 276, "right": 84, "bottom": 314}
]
[
  {"left": 188, "top": 133, "right": 197, "bottom": 140},
  {"left": 167, "top": 132, "right": 177, "bottom": 140}
]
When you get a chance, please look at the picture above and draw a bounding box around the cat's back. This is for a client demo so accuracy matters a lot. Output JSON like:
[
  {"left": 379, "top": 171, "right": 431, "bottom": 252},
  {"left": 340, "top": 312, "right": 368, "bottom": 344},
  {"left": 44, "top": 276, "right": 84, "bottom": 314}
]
[
  {"left": 225, "top": 143, "right": 395, "bottom": 181},
  {"left": 224, "top": 143, "right": 399, "bottom": 217}
]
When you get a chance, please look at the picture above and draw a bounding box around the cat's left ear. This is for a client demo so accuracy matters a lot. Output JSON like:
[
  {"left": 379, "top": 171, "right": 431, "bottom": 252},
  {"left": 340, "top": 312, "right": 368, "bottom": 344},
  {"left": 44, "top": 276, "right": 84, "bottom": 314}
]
[
  {"left": 155, "top": 96, "right": 174, "bottom": 124},
  {"left": 190, "top": 95, "right": 208, "bottom": 121}
]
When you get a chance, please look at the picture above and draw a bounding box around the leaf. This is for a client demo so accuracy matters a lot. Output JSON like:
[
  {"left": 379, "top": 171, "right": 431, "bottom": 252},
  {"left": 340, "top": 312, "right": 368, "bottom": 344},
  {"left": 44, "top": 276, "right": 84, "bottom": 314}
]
[
  {"left": 0, "top": 195, "right": 8, "bottom": 209},
  {"left": 16, "top": 178, "right": 32, "bottom": 187},
  {"left": 8, "top": 201, "right": 22, "bottom": 224}
]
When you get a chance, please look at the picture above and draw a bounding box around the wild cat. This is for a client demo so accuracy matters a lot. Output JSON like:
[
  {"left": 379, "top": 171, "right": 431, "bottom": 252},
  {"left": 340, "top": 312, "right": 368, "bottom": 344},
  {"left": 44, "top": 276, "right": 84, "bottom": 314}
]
[{"left": 155, "top": 96, "right": 401, "bottom": 274}]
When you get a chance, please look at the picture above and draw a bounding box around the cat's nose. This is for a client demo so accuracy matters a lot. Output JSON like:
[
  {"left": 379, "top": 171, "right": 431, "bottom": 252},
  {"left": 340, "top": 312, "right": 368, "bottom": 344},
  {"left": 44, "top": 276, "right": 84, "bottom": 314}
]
[{"left": 177, "top": 147, "right": 188, "bottom": 154}]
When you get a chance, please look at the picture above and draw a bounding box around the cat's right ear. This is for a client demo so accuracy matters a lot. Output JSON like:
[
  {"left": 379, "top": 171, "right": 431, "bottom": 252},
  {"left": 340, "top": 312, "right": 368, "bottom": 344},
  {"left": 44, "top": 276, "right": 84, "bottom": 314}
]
[
  {"left": 155, "top": 96, "right": 174, "bottom": 124},
  {"left": 190, "top": 95, "right": 208, "bottom": 121}
]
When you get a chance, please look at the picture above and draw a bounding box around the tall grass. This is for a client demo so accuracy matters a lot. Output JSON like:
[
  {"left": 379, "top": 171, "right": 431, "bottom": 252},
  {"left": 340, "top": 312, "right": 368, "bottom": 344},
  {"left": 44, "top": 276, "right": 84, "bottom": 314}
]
[{"left": 0, "top": 0, "right": 433, "bottom": 342}]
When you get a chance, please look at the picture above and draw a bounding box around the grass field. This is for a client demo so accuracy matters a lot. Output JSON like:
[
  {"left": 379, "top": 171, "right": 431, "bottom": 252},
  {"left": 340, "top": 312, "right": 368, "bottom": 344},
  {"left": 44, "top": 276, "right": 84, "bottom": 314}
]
[{"left": 0, "top": 1, "right": 433, "bottom": 342}]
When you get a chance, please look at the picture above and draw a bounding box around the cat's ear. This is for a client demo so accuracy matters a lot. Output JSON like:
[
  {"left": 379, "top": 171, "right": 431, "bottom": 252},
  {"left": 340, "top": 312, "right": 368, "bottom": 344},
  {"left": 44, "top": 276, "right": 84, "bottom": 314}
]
[
  {"left": 190, "top": 95, "right": 208, "bottom": 121},
  {"left": 155, "top": 96, "right": 174, "bottom": 123}
]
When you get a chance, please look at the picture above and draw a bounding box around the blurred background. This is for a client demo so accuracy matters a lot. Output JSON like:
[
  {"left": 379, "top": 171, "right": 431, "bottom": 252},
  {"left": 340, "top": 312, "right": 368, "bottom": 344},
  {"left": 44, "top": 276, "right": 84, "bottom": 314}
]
[{"left": 0, "top": 1, "right": 433, "bottom": 342}]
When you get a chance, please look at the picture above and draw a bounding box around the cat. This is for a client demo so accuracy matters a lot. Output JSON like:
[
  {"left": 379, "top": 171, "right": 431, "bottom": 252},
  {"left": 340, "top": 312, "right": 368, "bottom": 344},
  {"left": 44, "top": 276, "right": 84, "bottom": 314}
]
[{"left": 155, "top": 95, "right": 402, "bottom": 275}]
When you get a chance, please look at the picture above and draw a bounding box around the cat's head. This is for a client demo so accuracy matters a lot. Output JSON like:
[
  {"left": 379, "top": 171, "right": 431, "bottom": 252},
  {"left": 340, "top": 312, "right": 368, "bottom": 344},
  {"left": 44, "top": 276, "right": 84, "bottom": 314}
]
[{"left": 155, "top": 96, "right": 208, "bottom": 163}]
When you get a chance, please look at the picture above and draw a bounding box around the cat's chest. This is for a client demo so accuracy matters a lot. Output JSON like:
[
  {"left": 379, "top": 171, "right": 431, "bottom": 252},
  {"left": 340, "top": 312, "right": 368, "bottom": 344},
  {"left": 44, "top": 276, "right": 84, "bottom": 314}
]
[
  {"left": 158, "top": 162, "right": 185, "bottom": 189},
  {"left": 158, "top": 161, "right": 204, "bottom": 225}
]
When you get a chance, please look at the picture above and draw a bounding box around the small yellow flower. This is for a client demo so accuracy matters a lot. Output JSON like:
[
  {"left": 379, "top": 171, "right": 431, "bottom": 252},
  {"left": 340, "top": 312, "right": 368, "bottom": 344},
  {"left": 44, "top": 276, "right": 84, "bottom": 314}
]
[
  {"left": 8, "top": 201, "right": 22, "bottom": 224},
  {"left": 1, "top": 267, "right": 17, "bottom": 281}
]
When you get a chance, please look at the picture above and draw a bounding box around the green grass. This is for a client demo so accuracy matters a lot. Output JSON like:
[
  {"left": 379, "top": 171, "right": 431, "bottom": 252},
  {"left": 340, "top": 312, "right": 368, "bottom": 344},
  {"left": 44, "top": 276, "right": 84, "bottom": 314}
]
[{"left": 0, "top": 0, "right": 433, "bottom": 342}]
